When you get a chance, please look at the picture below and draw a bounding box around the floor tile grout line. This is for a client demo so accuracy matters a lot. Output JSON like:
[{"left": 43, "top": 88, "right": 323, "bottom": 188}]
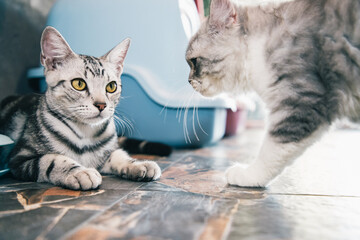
[
  {"left": 159, "top": 152, "right": 193, "bottom": 172},
  {"left": 35, "top": 207, "right": 70, "bottom": 240},
  {"left": 166, "top": 152, "right": 360, "bottom": 200},
  {"left": 267, "top": 192, "right": 360, "bottom": 198},
  {"left": 59, "top": 151, "right": 192, "bottom": 237},
  {"left": 59, "top": 152, "right": 195, "bottom": 238},
  {"left": 0, "top": 154, "right": 192, "bottom": 222},
  {"left": 196, "top": 191, "right": 360, "bottom": 200},
  {"left": 59, "top": 183, "right": 148, "bottom": 240},
  {"left": 55, "top": 151, "right": 191, "bottom": 238},
  {"left": 158, "top": 153, "right": 360, "bottom": 200},
  {"left": 134, "top": 153, "right": 194, "bottom": 193}
]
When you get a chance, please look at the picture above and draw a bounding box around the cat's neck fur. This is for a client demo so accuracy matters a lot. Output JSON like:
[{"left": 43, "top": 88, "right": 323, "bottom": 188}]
[
  {"left": 230, "top": 5, "right": 280, "bottom": 96},
  {"left": 233, "top": 0, "right": 322, "bottom": 97},
  {"left": 236, "top": 0, "right": 320, "bottom": 34},
  {"left": 236, "top": 3, "right": 281, "bottom": 35}
]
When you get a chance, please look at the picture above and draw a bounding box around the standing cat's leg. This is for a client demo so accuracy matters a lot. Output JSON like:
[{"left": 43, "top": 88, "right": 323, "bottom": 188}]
[
  {"left": 10, "top": 154, "right": 102, "bottom": 190},
  {"left": 100, "top": 149, "right": 161, "bottom": 181},
  {"left": 226, "top": 110, "right": 330, "bottom": 187}
]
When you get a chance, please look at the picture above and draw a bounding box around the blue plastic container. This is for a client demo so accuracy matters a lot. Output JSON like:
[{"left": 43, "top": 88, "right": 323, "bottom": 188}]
[
  {"left": 0, "top": 135, "right": 14, "bottom": 176},
  {"left": 27, "top": 0, "right": 235, "bottom": 147}
]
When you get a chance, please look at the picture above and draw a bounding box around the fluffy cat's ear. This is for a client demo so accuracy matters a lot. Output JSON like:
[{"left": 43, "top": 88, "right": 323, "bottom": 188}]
[
  {"left": 209, "top": 0, "right": 237, "bottom": 30},
  {"left": 101, "top": 38, "right": 131, "bottom": 76},
  {"left": 40, "top": 26, "right": 75, "bottom": 70}
]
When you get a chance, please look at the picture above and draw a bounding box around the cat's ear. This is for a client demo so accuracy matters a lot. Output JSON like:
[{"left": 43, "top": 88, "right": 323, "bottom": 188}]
[
  {"left": 40, "top": 26, "right": 75, "bottom": 70},
  {"left": 209, "top": 0, "right": 237, "bottom": 30},
  {"left": 101, "top": 38, "right": 131, "bottom": 76}
]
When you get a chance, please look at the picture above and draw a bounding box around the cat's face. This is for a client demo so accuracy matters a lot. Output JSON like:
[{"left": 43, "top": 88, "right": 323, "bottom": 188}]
[
  {"left": 186, "top": 0, "right": 243, "bottom": 97},
  {"left": 40, "top": 27, "right": 130, "bottom": 125}
]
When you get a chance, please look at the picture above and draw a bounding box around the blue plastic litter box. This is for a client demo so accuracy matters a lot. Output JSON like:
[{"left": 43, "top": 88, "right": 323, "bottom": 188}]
[
  {"left": 0, "top": 135, "right": 14, "bottom": 176},
  {"left": 27, "top": 0, "right": 235, "bottom": 147}
]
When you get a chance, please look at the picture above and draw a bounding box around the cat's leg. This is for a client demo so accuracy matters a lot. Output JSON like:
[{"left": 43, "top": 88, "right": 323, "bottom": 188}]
[
  {"left": 10, "top": 154, "right": 102, "bottom": 190},
  {"left": 226, "top": 121, "right": 329, "bottom": 187},
  {"left": 100, "top": 149, "right": 161, "bottom": 181}
]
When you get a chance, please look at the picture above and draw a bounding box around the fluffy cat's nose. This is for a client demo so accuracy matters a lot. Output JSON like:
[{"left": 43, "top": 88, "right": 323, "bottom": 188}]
[{"left": 94, "top": 102, "right": 107, "bottom": 112}]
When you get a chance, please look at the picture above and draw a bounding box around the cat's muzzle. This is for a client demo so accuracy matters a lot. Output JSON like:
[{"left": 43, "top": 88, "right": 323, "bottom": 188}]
[{"left": 188, "top": 78, "right": 202, "bottom": 92}]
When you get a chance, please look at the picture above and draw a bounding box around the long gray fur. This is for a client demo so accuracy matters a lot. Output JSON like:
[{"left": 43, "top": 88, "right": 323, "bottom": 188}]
[{"left": 186, "top": 0, "right": 360, "bottom": 187}]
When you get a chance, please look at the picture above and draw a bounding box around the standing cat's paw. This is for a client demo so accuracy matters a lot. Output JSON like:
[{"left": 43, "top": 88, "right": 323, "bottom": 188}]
[
  {"left": 64, "top": 168, "right": 102, "bottom": 190},
  {"left": 225, "top": 164, "right": 268, "bottom": 188},
  {"left": 122, "top": 161, "right": 161, "bottom": 182}
]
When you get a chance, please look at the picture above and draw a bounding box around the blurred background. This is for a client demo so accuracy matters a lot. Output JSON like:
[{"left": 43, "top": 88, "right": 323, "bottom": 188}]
[
  {"left": 0, "top": 0, "right": 56, "bottom": 101},
  {"left": 0, "top": 0, "right": 265, "bottom": 148},
  {"left": 0, "top": 0, "right": 213, "bottom": 102}
]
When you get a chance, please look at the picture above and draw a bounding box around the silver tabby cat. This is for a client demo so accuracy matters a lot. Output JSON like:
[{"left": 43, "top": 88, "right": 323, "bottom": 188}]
[
  {"left": 186, "top": 0, "right": 360, "bottom": 187},
  {"left": 0, "top": 27, "right": 161, "bottom": 190}
]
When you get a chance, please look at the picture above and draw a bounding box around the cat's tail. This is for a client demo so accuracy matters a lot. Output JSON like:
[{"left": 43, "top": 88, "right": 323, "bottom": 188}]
[{"left": 118, "top": 137, "right": 172, "bottom": 157}]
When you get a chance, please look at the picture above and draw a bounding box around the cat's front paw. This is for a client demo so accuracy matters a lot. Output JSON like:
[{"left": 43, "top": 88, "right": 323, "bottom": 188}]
[
  {"left": 122, "top": 161, "right": 161, "bottom": 182},
  {"left": 225, "top": 164, "right": 268, "bottom": 188},
  {"left": 64, "top": 168, "right": 102, "bottom": 190}
]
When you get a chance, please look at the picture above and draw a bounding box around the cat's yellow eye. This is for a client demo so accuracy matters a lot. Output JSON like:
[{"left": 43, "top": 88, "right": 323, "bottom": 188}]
[
  {"left": 71, "top": 78, "right": 87, "bottom": 91},
  {"left": 106, "top": 81, "right": 117, "bottom": 93}
]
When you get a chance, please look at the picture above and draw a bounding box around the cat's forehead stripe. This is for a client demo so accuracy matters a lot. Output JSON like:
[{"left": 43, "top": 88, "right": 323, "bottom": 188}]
[{"left": 80, "top": 55, "right": 105, "bottom": 78}]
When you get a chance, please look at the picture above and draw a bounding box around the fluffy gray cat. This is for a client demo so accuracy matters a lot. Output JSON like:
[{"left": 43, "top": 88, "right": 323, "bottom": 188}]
[
  {"left": 0, "top": 27, "right": 162, "bottom": 190},
  {"left": 186, "top": 0, "right": 360, "bottom": 187}
]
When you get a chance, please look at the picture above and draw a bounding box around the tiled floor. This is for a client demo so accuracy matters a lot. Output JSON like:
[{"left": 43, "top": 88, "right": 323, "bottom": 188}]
[{"left": 1, "top": 128, "right": 360, "bottom": 240}]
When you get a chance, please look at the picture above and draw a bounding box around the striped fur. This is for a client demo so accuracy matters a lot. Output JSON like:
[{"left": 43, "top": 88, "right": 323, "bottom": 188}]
[
  {"left": 118, "top": 137, "right": 172, "bottom": 156},
  {"left": 0, "top": 27, "right": 162, "bottom": 190},
  {"left": 186, "top": 0, "right": 360, "bottom": 187}
]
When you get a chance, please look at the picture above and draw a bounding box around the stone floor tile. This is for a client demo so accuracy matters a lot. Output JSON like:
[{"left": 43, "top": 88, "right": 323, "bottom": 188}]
[{"left": 0, "top": 129, "right": 359, "bottom": 240}]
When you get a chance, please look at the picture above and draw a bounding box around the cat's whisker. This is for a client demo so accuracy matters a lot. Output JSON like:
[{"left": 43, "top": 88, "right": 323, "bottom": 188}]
[
  {"left": 160, "top": 85, "right": 187, "bottom": 116},
  {"left": 182, "top": 91, "right": 195, "bottom": 144},
  {"left": 182, "top": 102, "right": 189, "bottom": 144},
  {"left": 119, "top": 120, "right": 128, "bottom": 136},
  {"left": 113, "top": 115, "right": 125, "bottom": 135},
  {"left": 113, "top": 109, "right": 135, "bottom": 136},
  {"left": 192, "top": 97, "right": 200, "bottom": 141},
  {"left": 122, "top": 116, "right": 135, "bottom": 136},
  {"left": 120, "top": 96, "right": 131, "bottom": 100},
  {"left": 183, "top": 107, "right": 190, "bottom": 144},
  {"left": 196, "top": 105, "right": 208, "bottom": 136},
  {"left": 119, "top": 119, "right": 130, "bottom": 136},
  {"left": 177, "top": 94, "right": 188, "bottom": 123},
  {"left": 173, "top": 85, "right": 192, "bottom": 121},
  {"left": 120, "top": 113, "right": 135, "bottom": 135},
  {"left": 177, "top": 90, "right": 193, "bottom": 123}
]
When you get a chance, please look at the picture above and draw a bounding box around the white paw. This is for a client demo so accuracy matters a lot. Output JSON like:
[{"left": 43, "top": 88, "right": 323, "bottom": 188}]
[
  {"left": 64, "top": 168, "right": 102, "bottom": 190},
  {"left": 122, "top": 161, "right": 161, "bottom": 182},
  {"left": 225, "top": 164, "right": 268, "bottom": 188}
]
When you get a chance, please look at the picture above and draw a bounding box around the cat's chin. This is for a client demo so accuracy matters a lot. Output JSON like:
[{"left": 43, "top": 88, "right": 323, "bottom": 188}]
[
  {"left": 199, "top": 91, "right": 218, "bottom": 98},
  {"left": 191, "top": 83, "right": 221, "bottom": 98},
  {"left": 197, "top": 88, "right": 221, "bottom": 98},
  {"left": 78, "top": 115, "right": 110, "bottom": 126},
  {"left": 190, "top": 85, "right": 218, "bottom": 98}
]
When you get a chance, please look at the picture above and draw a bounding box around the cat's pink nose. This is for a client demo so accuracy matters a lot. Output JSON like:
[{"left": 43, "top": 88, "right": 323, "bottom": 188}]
[{"left": 94, "top": 102, "right": 107, "bottom": 112}]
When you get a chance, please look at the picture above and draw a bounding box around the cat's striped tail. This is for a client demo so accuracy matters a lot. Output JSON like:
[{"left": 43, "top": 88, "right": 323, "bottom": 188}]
[{"left": 118, "top": 137, "right": 172, "bottom": 157}]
